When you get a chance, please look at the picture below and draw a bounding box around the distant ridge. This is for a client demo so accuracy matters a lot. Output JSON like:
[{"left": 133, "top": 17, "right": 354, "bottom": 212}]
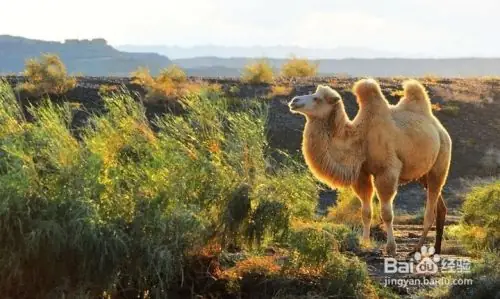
[
  {"left": 174, "top": 56, "right": 500, "bottom": 77},
  {"left": 0, "top": 35, "right": 172, "bottom": 76},
  {"left": 117, "top": 44, "right": 403, "bottom": 59},
  {"left": 2, "top": 36, "right": 500, "bottom": 77}
]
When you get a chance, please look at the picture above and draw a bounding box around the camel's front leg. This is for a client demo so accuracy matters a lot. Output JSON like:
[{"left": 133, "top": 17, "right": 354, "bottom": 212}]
[
  {"left": 352, "top": 172, "right": 374, "bottom": 244},
  {"left": 374, "top": 171, "right": 399, "bottom": 256}
]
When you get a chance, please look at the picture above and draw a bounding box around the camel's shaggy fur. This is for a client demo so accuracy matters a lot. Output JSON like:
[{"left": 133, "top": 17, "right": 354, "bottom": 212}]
[{"left": 289, "top": 79, "right": 452, "bottom": 255}]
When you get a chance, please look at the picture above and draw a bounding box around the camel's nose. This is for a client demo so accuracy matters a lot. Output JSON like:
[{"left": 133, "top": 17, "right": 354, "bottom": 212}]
[{"left": 289, "top": 97, "right": 304, "bottom": 110}]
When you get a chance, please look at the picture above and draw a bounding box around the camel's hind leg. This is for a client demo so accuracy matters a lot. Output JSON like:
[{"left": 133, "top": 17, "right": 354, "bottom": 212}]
[
  {"left": 416, "top": 166, "right": 448, "bottom": 252},
  {"left": 434, "top": 195, "right": 447, "bottom": 254},
  {"left": 352, "top": 171, "right": 374, "bottom": 243},
  {"left": 417, "top": 176, "right": 447, "bottom": 254}
]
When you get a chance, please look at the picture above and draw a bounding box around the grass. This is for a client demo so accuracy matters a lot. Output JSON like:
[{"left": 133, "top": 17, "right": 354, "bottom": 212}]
[{"left": 0, "top": 80, "right": 386, "bottom": 298}]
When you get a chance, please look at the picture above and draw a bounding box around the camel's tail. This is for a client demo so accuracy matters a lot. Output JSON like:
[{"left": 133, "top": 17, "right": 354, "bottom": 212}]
[{"left": 400, "top": 79, "right": 432, "bottom": 114}]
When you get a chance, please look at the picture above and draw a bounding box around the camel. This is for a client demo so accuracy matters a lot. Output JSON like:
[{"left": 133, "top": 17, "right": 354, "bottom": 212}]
[{"left": 288, "top": 79, "right": 452, "bottom": 256}]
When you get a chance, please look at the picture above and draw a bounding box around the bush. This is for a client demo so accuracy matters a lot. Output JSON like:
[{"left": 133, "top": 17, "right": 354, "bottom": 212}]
[
  {"left": 0, "top": 81, "right": 327, "bottom": 297},
  {"left": 241, "top": 59, "right": 274, "bottom": 84},
  {"left": 98, "top": 84, "right": 120, "bottom": 96},
  {"left": 16, "top": 53, "right": 76, "bottom": 97},
  {"left": 220, "top": 247, "right": 374, "bottom": 298},
  {"left": 288, "top": 221, "right": 359, "bottom": 266},
  {"left": 131, "top": 65, "right": 198, "bottom": 102},
  {"left": 447, "top": 181, "right": 500, "bottom": 251},
  {"left": 281, "top": 56, "right": 318, "bottom": 78},
  {"left": 268, "top": 84, "right": 292, "bottom": 98}
]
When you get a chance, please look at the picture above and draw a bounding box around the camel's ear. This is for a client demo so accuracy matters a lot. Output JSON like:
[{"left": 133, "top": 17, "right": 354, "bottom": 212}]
[{"left": 316, "top": 85, "right": 341, "bottom": 104}]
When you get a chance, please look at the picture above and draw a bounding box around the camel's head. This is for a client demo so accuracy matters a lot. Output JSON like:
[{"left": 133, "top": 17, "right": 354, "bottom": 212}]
[{"left": 288, "top": 85, "right": 342, "bottom": 118}]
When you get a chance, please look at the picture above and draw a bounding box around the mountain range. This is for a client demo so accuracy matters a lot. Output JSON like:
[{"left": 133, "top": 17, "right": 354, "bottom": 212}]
[
  {"left": 2, "top": 35, "right": 500, "bottom": 77},
  {"left": 116, "top": 44, "right": 406, "bottom": 60},
  {"left": 0, "top": 35, "right": 171, "bottom": 76}
]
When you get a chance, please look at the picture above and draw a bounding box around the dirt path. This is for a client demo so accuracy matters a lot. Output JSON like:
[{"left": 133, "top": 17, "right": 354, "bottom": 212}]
[{"left": 360, "top": 215, "right": 470, "bottom": 297}]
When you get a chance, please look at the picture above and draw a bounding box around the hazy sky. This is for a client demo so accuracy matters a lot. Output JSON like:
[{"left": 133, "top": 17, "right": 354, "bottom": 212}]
[{"left": 1, "top": 0, "right": 498, "bottom": 57}]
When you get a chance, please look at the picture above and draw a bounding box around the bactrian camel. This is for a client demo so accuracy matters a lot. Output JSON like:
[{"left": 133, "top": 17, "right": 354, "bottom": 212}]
[{"left": 288, "top": 79, "right": 451, "bottom": 256}]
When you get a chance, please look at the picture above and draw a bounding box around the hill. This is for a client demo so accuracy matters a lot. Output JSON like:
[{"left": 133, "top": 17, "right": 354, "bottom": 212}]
[
  {"left": 174, "top": 56, "right": 500, "bottom": 77},
  {"left": 117, "top": 44, "right": 402, "bottom": 59},
  {"left": 3, "top": 36, "right": 500, "bottom": 77},
  {"left": 0, "top": 35, "right": 172, "bottom": 76}
]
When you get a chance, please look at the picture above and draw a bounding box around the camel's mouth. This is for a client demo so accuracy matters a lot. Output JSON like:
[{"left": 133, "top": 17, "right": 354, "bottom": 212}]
[{"left": 289, "top": 102, "right": 305, "bottom": 111}]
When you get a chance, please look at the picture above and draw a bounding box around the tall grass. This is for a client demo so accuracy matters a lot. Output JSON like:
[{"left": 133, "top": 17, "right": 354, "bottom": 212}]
[{"left": 0, "top": 81, "right": 327, "bottom": 297}]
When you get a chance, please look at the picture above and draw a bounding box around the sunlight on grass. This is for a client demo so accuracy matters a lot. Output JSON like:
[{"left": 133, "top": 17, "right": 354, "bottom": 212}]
[{"left": 0, "top": 80, "right": 387, "bottom": 298}]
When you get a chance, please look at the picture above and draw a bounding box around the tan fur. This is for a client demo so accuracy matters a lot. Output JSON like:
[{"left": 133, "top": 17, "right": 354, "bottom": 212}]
[
  {"left": 394, "top": 79, "right": 433, "bottom": 115},
  {"left": 289, "top": 79, "right": 452, "bottom": 255},
  {"left": 353, "top": 78, "right": 390, "bottom": 111},
  {"left": 301, "top": 100, "right": 364, "bottom": 187}
]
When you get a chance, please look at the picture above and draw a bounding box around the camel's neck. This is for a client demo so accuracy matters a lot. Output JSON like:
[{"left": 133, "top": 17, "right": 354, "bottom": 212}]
[{"left": 302, "top": 103, "right": 364, "bottom": 188}]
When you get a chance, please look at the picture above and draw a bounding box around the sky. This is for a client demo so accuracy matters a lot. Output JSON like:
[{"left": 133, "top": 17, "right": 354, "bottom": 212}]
[{"left": 1, "top": 0, "right": 499, "bottom": 57}]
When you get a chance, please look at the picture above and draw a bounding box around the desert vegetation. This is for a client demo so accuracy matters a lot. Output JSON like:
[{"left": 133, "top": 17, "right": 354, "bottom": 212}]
[
  {"left": 0, "top": 80, "right": 391, "bottom": 298},
  {"left": 1, "top": 54, "right": 499, "bottom": 297},
  {"left": 447, "top": 181, "right": 500, "bottom": 251},
  {"left": 131, "top": 65, "right": 197, "bottom": 102},
  {"left": 16, "top": 53, "right": 76, "bottom": 97},
  {"left": 281, "top": 56, "right": 318, "bottom": 78},
  {"left": 241, "top": 59, "right": 274, "bottom": 84},
  {"left": 268, "top": 84, "right": 293, "bottom": 98}
]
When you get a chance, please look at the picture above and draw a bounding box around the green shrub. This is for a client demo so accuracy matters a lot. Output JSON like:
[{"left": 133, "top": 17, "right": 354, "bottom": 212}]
[
  {"left": 448, "top": 181, "right": 500, "bottom": 251},
  {"left": 281, "top": 56, "right": 318, "bottom": 78},
  {"left": 288, "top": 223, "right": 338, "bottom": 266},
  {"left": 16, "top": 53, "right": 76, "bottom": 97},
  {"left": 241, "top": 59, "right": 274, "bottom": 84},
  {"left": 288, "top": 221, "right": 359, "bottom": 267},
  {"left": 221, "top": 249, "right": 374, "bottom": 298},
  {"left": 0, "top": 81, "right": 324, "bottom": 297}
]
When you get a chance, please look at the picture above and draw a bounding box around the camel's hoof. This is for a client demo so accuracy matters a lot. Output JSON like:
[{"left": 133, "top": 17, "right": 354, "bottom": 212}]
[{"left": 385, "top": 242, "right": 397, "bottom": 257}]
